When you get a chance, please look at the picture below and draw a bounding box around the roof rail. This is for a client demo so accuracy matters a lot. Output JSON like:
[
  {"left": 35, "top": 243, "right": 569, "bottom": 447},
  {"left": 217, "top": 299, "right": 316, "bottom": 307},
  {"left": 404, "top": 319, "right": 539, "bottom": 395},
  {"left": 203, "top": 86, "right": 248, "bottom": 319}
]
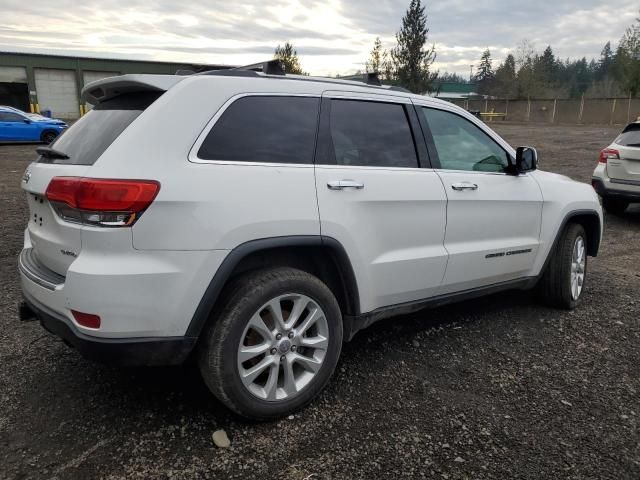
[
  {"left": 232, "top": 60, "right": 286, "bottom": 75},
  {"left": 337, "top": 72, "right": 382, "bottom": 86},
  {"left": 197, "top": 59, "right": 286, "bottom": 77},
  {"left": 389, "top": 85, "right": 411, "bottom": 93}
]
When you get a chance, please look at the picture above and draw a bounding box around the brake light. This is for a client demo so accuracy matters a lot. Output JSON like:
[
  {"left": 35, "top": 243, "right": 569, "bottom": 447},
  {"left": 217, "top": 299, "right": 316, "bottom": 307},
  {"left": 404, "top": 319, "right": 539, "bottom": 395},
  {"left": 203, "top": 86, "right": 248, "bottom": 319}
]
[
  {"left": 599, "top": 148, "right": 619, "bottom": 164},
  {"left": 45, "top": 177, "right": 160, "bottom": 227}
]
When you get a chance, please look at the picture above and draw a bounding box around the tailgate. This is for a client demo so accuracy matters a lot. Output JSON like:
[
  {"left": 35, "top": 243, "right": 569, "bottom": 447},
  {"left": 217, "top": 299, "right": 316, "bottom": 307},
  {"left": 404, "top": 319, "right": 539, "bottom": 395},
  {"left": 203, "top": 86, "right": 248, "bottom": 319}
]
[
  {"left": 22, "top": 162, "right": 89, "bottom": 276},
  {"left": 607, "top": 145, "right": 640, "bottom": 183}
]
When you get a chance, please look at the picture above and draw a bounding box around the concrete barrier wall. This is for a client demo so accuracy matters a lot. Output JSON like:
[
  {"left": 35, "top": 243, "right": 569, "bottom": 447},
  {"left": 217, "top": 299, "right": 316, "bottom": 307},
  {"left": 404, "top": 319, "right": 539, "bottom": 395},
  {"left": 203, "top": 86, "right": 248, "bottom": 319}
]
[{"left": 439, "top": 97, "right": 640, "bottom": 125}]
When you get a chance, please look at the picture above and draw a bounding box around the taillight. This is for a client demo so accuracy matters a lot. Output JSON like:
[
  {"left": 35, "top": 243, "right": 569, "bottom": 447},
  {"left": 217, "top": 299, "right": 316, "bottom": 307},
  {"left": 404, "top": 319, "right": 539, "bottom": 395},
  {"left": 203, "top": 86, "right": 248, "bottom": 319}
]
[
  {"left": 599, "top": 148, "right": 619, "bottom": 164},
  {"left": 45, "top": 177, "right": 160, "bottom": 227}
]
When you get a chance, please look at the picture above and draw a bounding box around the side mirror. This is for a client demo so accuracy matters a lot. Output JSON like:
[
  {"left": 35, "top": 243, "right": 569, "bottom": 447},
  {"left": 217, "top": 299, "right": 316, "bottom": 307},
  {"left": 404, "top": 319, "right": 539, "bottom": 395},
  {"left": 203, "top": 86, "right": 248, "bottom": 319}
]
[
  {"left": 23, "top": 118, "right": 32, "bottom": 124},
  {"left": 516, "top": 146, "right": 538, "bottom": 173}
]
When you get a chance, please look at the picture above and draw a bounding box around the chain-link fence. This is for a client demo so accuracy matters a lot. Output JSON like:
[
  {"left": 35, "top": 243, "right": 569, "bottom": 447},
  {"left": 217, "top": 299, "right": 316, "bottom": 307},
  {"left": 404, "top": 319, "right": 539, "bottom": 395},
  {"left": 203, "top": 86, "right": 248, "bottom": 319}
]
[{"left": 446, "top": 97, "right": 640, "bottom": 125}]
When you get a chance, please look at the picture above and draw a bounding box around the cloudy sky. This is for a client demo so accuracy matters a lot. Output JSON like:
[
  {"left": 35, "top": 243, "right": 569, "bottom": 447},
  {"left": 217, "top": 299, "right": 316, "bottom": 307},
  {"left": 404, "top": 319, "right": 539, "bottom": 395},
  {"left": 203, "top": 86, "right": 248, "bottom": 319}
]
[{"left": 0, "top": 0, "right": 638, "bottom": 76}]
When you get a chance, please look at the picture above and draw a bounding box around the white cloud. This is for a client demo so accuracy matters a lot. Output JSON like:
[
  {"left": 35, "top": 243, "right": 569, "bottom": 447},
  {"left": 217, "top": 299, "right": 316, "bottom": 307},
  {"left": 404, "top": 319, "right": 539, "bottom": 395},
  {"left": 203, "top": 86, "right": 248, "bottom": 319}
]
[{"left": 0, "top": 0, "right": 637, "bottom": 76}]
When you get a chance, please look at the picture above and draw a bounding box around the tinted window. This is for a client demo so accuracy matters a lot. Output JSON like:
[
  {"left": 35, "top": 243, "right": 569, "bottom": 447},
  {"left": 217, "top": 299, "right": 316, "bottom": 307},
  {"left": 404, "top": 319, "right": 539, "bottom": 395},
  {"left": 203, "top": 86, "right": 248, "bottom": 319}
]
[
  {"left": 326, "top": 100, "right": 418, "bottom": 168},
  {"left": 40, "top": 92, "right": 161, "bottom": 165},
  {"left": 198, "top": 96, "right": 320, "bottom": 164},
  {"left": 421, "top": 108, "right": 509, "bottom": 173},
  {"left": 616, "top": 126, "right": 640, "bottom": 147},
  {"left": 0, "top": 111, "right": 24, "bottom": 122}
]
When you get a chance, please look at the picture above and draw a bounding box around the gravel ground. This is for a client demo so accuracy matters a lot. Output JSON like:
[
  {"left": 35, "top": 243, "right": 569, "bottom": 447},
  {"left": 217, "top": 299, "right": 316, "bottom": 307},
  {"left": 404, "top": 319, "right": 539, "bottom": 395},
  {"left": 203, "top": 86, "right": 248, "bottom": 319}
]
[{"left": 1, "top": 123, "right": 639, "bottom": 480}]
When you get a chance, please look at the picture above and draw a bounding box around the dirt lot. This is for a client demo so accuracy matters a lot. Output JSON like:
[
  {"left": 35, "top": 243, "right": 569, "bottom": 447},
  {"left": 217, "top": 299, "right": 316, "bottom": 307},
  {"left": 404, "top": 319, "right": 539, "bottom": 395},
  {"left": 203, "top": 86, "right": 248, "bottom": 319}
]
[{"left": 1, "top": 123, "right": 639, "bottom": 480}]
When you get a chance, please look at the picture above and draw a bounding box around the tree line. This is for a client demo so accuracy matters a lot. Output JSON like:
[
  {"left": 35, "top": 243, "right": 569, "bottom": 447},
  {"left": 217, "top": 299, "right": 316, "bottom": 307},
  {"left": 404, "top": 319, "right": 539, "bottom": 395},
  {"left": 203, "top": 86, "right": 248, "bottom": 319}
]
[
  {"left": 273, "top": 2, "right": 640, "bottom": 98},
  {"left": 444, "top": 13, "right": 640, "bottom": 99}
]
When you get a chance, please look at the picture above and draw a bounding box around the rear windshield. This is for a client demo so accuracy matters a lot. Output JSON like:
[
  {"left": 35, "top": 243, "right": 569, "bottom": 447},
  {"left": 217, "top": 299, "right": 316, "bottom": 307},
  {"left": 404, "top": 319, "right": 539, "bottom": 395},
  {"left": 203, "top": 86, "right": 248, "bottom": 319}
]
[
  {"left": 38, "top": 91, "right": 162, "bottom": 165},
  {"left": 616, "top": 125, "right": 640, "bottom": 147}
]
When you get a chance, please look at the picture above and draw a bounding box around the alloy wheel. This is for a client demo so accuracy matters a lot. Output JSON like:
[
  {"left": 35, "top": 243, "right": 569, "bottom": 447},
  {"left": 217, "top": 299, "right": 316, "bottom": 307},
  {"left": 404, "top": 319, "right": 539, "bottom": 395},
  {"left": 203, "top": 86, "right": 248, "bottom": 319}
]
[
  {"left": 570, "top": 236, "right": 586, "bottom": 300},
  {"left": 236, "top": 294, "right": 329, "bottom": 401}
]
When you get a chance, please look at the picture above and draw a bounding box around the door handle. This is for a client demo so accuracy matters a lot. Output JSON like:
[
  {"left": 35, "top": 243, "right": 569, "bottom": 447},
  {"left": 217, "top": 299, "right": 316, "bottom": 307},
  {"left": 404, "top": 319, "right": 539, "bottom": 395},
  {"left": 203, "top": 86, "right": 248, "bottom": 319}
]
[
  {"left": 451, "top": 182, "right": 478, "bottom": 191},
  {"left": 327, "top": 180, "right": 365, "bottom": 190}
]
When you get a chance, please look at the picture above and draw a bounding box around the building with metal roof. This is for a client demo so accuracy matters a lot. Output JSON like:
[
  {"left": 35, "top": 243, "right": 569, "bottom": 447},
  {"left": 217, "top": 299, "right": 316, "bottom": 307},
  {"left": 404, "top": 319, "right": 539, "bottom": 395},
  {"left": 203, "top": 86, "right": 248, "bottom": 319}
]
[{"left": 0, "top": 51, "right": 231, "bottom": 118}]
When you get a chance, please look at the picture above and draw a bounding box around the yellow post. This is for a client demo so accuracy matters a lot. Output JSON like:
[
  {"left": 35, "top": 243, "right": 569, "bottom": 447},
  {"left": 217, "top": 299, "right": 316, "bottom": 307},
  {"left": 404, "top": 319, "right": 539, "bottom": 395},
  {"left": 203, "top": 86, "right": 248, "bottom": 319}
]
[
  {"left": 29, "top": 103, "right": 35, "bottom": 113},
  {"left": 35, "top": 104, "right": 40, "bottom": 114}
]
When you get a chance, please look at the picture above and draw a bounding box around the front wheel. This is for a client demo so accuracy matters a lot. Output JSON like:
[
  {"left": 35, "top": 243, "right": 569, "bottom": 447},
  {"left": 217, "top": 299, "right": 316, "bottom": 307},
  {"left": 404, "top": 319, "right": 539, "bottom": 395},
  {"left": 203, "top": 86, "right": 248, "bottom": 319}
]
[
  {"left": 537, "top": 223, "right": 588, "bottom": 309},
  {"left": 198, "top": 267, "right": 343, "bottom": 420},
  {"left": 40, "top": 130, "right": 58, "bottom": 144}
]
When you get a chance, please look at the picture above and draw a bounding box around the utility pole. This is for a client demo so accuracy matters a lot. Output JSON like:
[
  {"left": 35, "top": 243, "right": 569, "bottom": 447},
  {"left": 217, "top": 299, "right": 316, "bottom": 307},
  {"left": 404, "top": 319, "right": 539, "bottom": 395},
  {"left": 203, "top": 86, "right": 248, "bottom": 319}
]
[{"left": 469, "top": 64, "right": 474, "bottom": 82}]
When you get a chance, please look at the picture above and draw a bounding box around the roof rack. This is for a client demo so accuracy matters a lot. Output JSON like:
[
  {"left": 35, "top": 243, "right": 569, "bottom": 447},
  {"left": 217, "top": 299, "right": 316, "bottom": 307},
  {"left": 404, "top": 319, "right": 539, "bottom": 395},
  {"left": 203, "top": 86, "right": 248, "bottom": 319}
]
[
  {"left": 337, "top": 72, "right": 382, "bottom": 86},
  {"left": 196, "top": 59, "right": 286, "bottom": 77},
  {"left": 232, "top": 60, "right": 286, "bottom": 75},
  {"left": 178, "top": 63, "right": 413, "bottom": 95}
]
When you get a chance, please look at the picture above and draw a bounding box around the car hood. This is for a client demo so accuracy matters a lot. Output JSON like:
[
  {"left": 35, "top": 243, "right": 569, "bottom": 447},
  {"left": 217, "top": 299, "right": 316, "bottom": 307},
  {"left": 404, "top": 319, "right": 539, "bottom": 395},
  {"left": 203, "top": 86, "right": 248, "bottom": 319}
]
[
  {"left": 532, "top": 169, "right": 574, "bottom": 183},
  {"left": 33, "top": 118, "right": 67, "bottom": 126}
]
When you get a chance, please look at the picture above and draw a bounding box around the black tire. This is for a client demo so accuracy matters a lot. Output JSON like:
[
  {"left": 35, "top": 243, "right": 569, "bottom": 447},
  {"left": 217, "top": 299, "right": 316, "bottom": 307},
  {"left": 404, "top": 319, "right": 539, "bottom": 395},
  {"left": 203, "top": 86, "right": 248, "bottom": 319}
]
[
  {"left": 198, "top": 267, "right": 343, "bottom": 420},
  {"left": 40, "top": 130, "right": 58, "bottom": 144},
  {"left": 602, "top": 197, "right": 629, "bottom": 215},
  {"left": 537, "top": 223, "right": 587, "bottom": 309}
]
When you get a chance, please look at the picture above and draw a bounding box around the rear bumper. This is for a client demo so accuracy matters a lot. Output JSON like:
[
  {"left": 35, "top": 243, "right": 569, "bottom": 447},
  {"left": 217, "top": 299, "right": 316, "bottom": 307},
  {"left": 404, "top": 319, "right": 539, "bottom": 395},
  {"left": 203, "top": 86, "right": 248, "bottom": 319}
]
[
  {"left": 592, "top": 177, "right": 640, "bottom": 201},
  {"left": 18, "top": 228, "right": 228, "bottom": 338},
  {"left": 23, "top": 292, "right": 196, "bottom": 366}
]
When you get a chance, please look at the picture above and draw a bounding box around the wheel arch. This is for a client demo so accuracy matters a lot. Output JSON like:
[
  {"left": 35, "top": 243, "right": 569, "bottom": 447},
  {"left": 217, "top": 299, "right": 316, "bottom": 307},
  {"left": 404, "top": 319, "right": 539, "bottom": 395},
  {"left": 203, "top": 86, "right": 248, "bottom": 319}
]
[
  {"left": 185, "top": 236, "right": 360, "bottom": 339},
  {"left": 565, "top": 210, "right": 601, "bottom": 257},
  {"left": 536, "top": 208, "right": 601, "bottom": 284}
]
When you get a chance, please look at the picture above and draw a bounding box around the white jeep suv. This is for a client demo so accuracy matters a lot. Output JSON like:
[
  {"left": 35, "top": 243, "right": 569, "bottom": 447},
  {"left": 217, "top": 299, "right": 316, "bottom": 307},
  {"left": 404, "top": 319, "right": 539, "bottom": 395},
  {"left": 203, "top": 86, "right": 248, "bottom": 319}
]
[
  {"left": 592, "top": 121, "right": 640, "bottom": 214},
  {"left": 19, "top": 61, "right": 603, "bottom": 419}
]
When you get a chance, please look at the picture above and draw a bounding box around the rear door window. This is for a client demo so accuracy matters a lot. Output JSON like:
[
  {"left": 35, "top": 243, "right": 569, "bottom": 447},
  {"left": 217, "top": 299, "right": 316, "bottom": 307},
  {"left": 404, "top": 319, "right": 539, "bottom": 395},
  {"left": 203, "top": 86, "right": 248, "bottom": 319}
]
[
  {"left": 197, "top": 96, "right": 320, "bottom": 164},
  {"left": 321, "top": 99, "right": 418, "bottom": 168},
  {"left": 616, "top": 125, "right": 640, "bottom": 147},
  {"left": 39, "top": 91, "right": 161, "bottom": 165}
]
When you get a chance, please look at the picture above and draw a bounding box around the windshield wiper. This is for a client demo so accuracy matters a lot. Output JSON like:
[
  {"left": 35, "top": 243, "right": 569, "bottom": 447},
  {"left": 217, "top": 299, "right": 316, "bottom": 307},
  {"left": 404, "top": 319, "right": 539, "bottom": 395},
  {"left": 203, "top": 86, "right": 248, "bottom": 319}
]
[{"left": 36, "top": 146, "right": 69, "bottom": 160}]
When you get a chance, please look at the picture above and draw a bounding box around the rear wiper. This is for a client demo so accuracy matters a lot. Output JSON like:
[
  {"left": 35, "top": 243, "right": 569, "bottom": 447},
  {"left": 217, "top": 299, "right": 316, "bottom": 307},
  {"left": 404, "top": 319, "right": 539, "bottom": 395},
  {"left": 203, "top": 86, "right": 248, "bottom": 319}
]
[{"left": 36, "top": 146, "right": 69, "bottom": 160}]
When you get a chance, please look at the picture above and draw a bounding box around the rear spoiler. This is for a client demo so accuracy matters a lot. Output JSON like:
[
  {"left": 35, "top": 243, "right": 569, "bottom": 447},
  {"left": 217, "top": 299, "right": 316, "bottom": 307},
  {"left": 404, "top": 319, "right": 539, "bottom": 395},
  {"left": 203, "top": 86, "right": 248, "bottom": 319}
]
[{"left": 81, "top": 74, "right": 185, "bottom": 106}]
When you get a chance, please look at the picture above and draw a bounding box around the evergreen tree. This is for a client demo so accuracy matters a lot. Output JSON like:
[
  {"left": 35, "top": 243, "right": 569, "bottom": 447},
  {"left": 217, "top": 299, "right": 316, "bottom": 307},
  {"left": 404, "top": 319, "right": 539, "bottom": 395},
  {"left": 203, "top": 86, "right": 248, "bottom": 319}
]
[
  {"left": 366, "top": 37, "right": 383, "bottom": 73},
  {"left": 391, "top": 0, "right": 437, "bottom": 93},
  {"left": 516, "top": 57, "right": 536, "bottom": 98},
  {"left": 567, "top": 57, "right": 591, "bottom": 98},
  {"left": 274, "top": 42, "right": 304, "bottom": 74},
  {"left": 613, "top": 15, "right": 640, "bottom": 96},
  {"left": 597, "top": 42, "right": 615, "bottom": 80},
  {"left": 537, "top": 46, "right": 556, "bottom": 84},
  {"left": 475, "top": 49, "right": 494, "bottom": 80},
  {"left": 474, "top": 49, "right": 495, "bottom": 94},
  {"left": 494, "top": 54, "right": 517, "bottom": 98}
]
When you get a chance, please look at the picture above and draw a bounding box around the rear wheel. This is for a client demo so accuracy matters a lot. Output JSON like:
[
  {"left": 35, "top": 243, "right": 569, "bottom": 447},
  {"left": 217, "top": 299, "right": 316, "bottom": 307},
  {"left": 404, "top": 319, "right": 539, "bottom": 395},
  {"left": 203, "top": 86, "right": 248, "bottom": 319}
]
[
  {"left": 198, "top": 267, "right": 343, "bottom": 420},
  {"left": 602, "top": 197, "right": 629, "bottom": 215},
  {"left": 537, "top": 223, "right": 587, "bottom": 309},
  {"left": 40, "top": 130, "right": 58, "bottom": 144}
]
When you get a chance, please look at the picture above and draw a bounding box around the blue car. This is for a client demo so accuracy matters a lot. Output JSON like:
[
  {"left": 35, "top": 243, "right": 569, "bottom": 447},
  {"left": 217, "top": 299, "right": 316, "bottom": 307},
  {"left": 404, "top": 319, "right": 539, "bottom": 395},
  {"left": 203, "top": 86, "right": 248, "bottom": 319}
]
[{"left": 0, "top": 106, "right": 68, "bottom": 143}]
